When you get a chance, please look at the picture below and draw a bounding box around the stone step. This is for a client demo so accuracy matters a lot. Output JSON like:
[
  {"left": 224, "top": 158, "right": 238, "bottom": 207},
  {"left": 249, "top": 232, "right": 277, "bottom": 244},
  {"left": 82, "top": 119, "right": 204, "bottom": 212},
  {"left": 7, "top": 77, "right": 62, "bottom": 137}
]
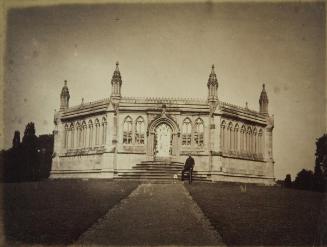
[
  {"left": 133, "top": 166, "right": 184, "bottom": 170},
  {"left": 117, "top": 160, "right": 211, "bottom": 182},
  {"left": 118, "top": 172, "right": 207, "bottom": 179},
  {"left": 117, "top": 174, "right": 209, "bottom": 181}
]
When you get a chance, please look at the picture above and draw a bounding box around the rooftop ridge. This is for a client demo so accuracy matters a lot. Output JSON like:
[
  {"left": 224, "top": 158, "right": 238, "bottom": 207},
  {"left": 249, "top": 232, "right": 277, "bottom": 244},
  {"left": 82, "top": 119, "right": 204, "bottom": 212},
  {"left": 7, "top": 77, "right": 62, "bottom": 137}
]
[
  {"left": 122, "top": 96, "right": 206, "bottom": 103},
  {"left": 220, "top": 100, "right": 260, "bottom": 115},
  {"left": 66, "top": 97, "right": 110, "bottom": 111}
]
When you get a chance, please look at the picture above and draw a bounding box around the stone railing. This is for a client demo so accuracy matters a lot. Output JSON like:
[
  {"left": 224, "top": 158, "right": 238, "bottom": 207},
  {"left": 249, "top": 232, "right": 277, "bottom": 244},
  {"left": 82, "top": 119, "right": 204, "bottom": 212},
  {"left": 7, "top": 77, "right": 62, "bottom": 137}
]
[
  {"left": 65, "top": 98, "right": 110, "bottom": 112},
  {"left": 64, "top": 146, "right": 106, "bottom": 155},
  {"left": 219, "top": 101, "right": 259, "bottom": 114},
  {"left": 221, "top": 150, "right": 264, "bottom": 161},
  {"left": 121, "top": 96, "right": 207, "bottom": 104}
]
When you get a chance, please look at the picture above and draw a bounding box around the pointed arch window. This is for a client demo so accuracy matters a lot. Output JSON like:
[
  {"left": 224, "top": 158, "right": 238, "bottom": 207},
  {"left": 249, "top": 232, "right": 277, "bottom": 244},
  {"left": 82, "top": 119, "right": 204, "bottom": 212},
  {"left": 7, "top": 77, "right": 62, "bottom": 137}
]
[
  {"left": 246, "top": 127, "right": 252, "bottom": 153},
  {"left": 70, "top": 123, "right": 75, "bottom": 149},
  {"left": 182, "top": 118, "right": 192, "bottom": 146},
  {"left": 135, "top": 117, "right": 145, "bottom": 144},
  {"left": 194, "top": 118, "right": 204, "bottom": 147},
  {"left": 76, "top": 122, "right": 82, "bottom": 148},
  {"left": 227, "top": 122, "right": 233, "bottom": 151},
  {"left": 253, "top": 128, "right": 257, "bottom": 155},
  {"left": 123, "top": 116, "right": 133, "bottom": 144},
  {"left": 95, "top": 119, "right": 100, "bottom": 146},
  {"left": 81, "top": 121, "right": 87, "bottom": 148},
  {"left": 102, "top": 117, "right": 107, "bottom": 145},
  {"left": 234, "top": 124, "right": 239, "bottom": 152},
  {"left": 88, "top": 120, "right": 93, "bottom": 147},
  {"left": 258, "top": 129, "right": 263, "bottom": 156},
  {"left": 240, "top": 125, "right": 246, "bottom": 152},
  {"left": 64, "top": 124, "right": 69, "bottom": 149},
  {"left": 220, "top": 120, "right": 226, "bottom": 151}
]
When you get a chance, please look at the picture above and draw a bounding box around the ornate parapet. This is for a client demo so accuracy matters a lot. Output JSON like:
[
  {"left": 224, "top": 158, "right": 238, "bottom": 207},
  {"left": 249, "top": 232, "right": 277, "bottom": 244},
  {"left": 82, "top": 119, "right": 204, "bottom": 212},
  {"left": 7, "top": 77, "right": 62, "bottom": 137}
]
[
  {"left": 62, "top": 146, "right": 108, "bottom": 157},
  {"left": 220, "top": 150, "right": 265, "bottom": 161}
]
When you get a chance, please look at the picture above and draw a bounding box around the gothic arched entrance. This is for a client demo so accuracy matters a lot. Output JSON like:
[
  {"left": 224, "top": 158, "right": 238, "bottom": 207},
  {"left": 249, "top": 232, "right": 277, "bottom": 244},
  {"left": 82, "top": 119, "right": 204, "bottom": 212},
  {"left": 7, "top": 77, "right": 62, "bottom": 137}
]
[
  {"left": 154, "top": 123, "right": 172, "bottom": 157},
  {"left": 147, "top": 114, "right": 180, "bottom": 161}
]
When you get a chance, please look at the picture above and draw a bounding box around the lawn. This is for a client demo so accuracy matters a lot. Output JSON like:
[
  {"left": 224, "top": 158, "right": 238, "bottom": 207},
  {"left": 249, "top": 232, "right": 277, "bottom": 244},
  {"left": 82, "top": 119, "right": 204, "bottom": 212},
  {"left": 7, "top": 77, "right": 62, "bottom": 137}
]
[
  {"left": 2, "top": 179, "right": 139, "bottom": 245},
  {"left": 186, "top": 182, "right": 326, "bottom": 246}
]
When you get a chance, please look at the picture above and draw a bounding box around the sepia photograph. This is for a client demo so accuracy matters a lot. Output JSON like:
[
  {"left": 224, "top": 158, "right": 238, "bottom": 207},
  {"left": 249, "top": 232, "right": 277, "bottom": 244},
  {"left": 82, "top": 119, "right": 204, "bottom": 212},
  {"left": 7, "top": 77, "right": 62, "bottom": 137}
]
[{"left": 1, "top": 0, "right": 326, "bottom": 246}]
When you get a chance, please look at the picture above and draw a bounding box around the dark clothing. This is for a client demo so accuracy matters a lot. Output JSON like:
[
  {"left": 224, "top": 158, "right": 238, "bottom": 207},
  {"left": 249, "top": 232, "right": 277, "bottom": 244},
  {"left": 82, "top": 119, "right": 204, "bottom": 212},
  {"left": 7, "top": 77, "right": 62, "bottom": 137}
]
[
  {"left": 184, "top": 156, "right": 195, "bottom": 170},
  {"left": 181, "top": 156, "right": 195, "bottom": 183}
]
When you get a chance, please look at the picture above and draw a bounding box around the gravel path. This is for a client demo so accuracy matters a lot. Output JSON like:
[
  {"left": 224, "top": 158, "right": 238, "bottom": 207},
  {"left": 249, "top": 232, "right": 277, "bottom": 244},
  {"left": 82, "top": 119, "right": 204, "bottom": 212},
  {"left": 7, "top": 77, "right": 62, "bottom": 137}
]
[{"left": 76, "top": 183, "right": 225, "bottom": 246}]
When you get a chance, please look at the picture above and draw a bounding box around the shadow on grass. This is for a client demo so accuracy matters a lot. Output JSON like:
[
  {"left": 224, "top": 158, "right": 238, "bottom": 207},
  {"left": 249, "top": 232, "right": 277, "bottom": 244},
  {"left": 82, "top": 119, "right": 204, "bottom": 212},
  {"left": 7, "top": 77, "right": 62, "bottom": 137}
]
[{"left": 2, "top": 179, "right": 139, "bottom": 245}]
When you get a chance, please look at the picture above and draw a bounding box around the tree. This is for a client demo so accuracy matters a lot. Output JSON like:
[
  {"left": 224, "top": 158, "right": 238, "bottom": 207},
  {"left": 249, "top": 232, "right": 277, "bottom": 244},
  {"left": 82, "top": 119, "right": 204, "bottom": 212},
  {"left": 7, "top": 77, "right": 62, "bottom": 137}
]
[
  {"left": 316, "top": 134, "right": 327, "bottom": 177},
  {"left": 314, "top": 134, "right": 327, "bottom": 192},
  {"left": 22, "top": 122, "right": 39, "bottom": 181},
  {"left": 284, "top": 174, "right": 292, "bottom": 188},
  {"left": 293, "top": 169, "right": 314, "bottom": 190},
  {"left": 12, "top": 131, "right": 20, "bottom": 149}
]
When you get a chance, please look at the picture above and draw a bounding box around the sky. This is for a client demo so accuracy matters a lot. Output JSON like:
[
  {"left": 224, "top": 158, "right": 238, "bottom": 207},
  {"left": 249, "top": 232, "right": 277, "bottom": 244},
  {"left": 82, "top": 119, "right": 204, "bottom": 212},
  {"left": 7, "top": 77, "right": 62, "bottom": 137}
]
[{"left": 4, "top": 2, "right": 326, "bottom": 179}]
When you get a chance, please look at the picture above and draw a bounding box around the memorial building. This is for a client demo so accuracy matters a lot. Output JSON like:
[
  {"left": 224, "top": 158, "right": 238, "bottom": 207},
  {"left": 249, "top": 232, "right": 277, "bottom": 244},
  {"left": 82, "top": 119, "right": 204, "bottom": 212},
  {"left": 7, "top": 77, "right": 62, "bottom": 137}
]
[{"left": 51, "top": 62, "right": 275, "bottom": 184}]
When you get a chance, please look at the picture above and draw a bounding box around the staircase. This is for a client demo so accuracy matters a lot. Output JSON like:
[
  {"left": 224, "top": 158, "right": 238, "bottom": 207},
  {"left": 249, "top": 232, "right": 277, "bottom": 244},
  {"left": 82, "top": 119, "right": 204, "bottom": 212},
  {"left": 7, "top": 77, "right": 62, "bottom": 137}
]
[{"left": 116, "top": 160, "right": 211, "bottom": 182}]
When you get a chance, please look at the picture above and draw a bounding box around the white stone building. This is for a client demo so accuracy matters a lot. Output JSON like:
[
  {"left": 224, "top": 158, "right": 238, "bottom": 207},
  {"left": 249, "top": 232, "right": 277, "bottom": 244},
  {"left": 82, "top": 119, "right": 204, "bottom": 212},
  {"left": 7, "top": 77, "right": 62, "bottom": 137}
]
[{"left": 51, "top": 62, "right": 275, "bottom": 184}]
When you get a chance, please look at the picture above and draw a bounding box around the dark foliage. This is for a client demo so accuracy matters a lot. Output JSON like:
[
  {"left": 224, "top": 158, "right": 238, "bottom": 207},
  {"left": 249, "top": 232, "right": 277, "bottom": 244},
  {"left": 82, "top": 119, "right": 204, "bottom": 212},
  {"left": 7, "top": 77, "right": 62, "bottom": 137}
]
[
  {"left": 315, "top": 134, "right": 327, "bottom": 176},
  {"left": 293, "top": 169, "right": 314, "bottom": 190},
  {"left": 1, "top": 123, "right": 54, "bottom": 182},
  {"left": 284, "top": 174, "right": 292, "bottom": 188},
  {"left": 288, "top": 134, "right": 327, "bottom": 192}
]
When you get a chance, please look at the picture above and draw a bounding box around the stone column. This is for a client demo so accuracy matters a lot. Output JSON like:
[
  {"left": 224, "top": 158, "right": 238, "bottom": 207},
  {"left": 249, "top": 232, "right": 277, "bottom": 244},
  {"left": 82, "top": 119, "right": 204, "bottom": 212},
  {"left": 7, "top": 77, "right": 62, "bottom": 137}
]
[{"left": 112, "top": 110, "right": 119, "bottom": 173}]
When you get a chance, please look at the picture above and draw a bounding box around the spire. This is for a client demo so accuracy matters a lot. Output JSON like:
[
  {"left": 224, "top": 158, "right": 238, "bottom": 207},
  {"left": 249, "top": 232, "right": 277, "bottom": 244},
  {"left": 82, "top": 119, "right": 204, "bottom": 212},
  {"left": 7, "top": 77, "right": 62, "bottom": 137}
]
[
  {"left": 259, "top": 83, "right": 269, "bottom": 104},
  {"left": 111, "top": 61, "right": 122, "bottom": 99},
  {"left": 207, "top": 64, "right": 218, "bottom": 88},
  {"left": 60, "top": 80, "right": 70, "bottom": 110},
  {"left": 61, "top": 80, "right": 69, "bottom": 97},
  {"left": 207, "top": 64, "right": 219, "bottom": 103},
  {"left": 111, "top": 61, "right": 122, "bottom": 87},
  {"left": 259, "top": 83, "right": 269, "bottom": 115}
]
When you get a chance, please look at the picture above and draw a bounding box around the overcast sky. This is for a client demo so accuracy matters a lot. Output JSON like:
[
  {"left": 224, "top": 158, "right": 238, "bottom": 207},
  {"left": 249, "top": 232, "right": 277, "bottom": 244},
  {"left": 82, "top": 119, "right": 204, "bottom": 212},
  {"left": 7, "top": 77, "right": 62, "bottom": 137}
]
[{"left": 4, "top": 2, "right": 326, "bottom": 179}]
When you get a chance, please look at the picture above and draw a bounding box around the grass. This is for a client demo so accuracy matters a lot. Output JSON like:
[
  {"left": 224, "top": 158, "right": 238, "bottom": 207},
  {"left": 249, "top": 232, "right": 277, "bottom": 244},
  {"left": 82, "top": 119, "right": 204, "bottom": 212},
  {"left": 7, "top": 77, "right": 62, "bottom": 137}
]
[
  {"left": 2, "top": 179, "right": 139, "bottom": 245},
  {"left": 186, "top": 182, "right": 326, "bottom": 246}
]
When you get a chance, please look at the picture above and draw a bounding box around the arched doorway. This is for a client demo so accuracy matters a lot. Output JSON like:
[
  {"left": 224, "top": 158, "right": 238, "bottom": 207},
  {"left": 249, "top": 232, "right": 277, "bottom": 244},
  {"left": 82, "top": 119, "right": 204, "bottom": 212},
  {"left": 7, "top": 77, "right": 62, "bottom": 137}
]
[{"left": 154, "top": 123, "right": 172, "bottom": 158}]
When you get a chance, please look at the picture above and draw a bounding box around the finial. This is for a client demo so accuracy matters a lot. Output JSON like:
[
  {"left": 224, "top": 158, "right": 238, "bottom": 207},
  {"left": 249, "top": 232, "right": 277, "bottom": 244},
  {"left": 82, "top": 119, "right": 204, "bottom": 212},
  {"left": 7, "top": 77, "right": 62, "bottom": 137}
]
[
  {"left": 81, "top": 97, "right": 84, "bottom": 104},
  {"left": 64, "top": 80, "right": 67, "bottom": 86},
  {"left": 115, "top": 61, "right": 119, "bottom": 71},
  {"left": 211, "top": 64, "right": 215, "bottom": 73},
  {"left": 245, "top": 101, "right": 248, "bottom": 108},
  {"left": 263, "top": 83, "right": 266, "bottom": 89}
]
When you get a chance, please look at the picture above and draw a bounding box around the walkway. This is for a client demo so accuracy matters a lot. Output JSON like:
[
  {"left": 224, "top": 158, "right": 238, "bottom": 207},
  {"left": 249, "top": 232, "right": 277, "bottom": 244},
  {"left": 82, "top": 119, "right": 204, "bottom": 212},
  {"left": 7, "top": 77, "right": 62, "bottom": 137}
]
[{"left": 76, "top": 183, "right": 225, "bottom": 246}]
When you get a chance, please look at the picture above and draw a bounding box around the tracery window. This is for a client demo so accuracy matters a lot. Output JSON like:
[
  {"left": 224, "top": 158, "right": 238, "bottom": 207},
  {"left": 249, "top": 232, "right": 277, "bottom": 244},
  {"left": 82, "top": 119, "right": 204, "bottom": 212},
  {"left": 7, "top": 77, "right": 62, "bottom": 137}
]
[
  {"left": 102, "top": 117, "right": 107, "bottom": 145},
  {"left": 194, "top": 118, "right": 204, "bottom": 147},
  {"left": 253, "top": 128, "right": 257, "bottom": 154},
  {"left": 246, "top": 127, "right": 252, "bottom": 153},
  {"left": 182, "top": 118, "right": 192, "bottom": 146},
  {"left": 135, "top": 117, "right": 145, "bottom": 144},
  {"left": 123, "top": 116, "right": 133, "bottom": 144},
  {"left": 227, "top": 122, "right": 233, "bottom": 151},
  {"left": 240, "top": 125, "right": 246, "bottom": 152},
  {"left": 258, "top": 129, "right": 263, "bottom": 155},
  {"left": 64, "top": 124, "right": 69, "bottom": 149},
  {"left": 76, "top": 122, "right": 82, "bottom": 148},
  {"left": 234, "top": 124, "right": 239, "bottom": 152},
  {"left": 70, "top": 123, "right": 75, "bottom": 149},
  {"left": 82, "top": 121, "right": 87, "bottom": 148},
  {"left": 88, "top": 120, "right": 93, "bottom": 147},
  {"left": 220, "top": 120, "right": 226, "bottom": 151},
  {"left": 95, "top": 119, "right": 100, "bottom": 146}
]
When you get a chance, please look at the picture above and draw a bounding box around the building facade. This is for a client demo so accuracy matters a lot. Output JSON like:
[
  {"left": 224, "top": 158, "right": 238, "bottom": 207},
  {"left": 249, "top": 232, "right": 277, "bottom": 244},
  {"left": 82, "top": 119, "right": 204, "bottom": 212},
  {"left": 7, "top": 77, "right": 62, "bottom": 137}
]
[{"left": 51, "top": 62, "right": 275, "bottom": 184}]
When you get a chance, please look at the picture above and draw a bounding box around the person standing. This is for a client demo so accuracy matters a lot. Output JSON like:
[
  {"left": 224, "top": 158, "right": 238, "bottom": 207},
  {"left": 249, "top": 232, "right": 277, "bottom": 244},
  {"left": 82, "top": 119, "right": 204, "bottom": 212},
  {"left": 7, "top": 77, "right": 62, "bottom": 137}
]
[{"left": 181, "top": 154, "right": 195, "bottom": 183}]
